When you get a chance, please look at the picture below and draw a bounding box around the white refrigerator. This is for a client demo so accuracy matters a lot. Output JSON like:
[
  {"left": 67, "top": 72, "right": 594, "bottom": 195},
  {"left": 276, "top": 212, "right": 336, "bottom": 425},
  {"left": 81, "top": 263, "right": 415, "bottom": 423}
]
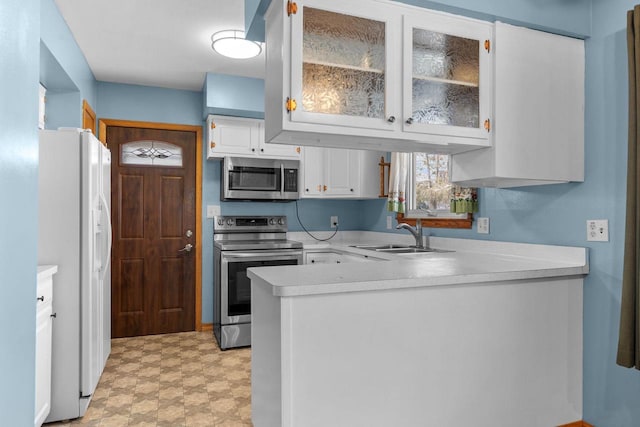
[{"left": 38, "top": 128, "right": 112, "bottom": 422}]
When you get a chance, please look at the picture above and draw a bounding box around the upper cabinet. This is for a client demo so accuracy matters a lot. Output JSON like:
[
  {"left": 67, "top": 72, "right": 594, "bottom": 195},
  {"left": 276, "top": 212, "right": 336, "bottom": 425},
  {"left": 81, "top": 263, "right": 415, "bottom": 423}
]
[
  {"left": 264, "top": 0, "right": 493, "bottom": 154},
  {"left": 450, "top": 22, "right": 585, "bottom": 187},
  {"left": 206, "top": 115, "right": 301, "bottom": 160},
  {"left": 302, "top": 147, "right": 383, "bottom": 199},
  {"left": 402, "top": 14, "right": 492, "bottom": 141}
]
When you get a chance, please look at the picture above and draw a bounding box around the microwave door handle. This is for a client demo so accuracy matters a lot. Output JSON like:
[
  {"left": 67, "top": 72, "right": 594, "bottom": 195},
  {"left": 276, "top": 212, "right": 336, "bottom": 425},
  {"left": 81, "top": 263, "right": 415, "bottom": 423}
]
[{"left": 280, "top": 163, "right": 285, "bottom": 194}]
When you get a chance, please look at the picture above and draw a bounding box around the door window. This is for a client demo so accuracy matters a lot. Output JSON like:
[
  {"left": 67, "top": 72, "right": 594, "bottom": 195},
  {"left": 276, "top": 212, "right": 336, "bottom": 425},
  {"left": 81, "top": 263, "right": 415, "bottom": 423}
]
[{"left": 121, "top": 140, "right": 183, "bottom": 167}]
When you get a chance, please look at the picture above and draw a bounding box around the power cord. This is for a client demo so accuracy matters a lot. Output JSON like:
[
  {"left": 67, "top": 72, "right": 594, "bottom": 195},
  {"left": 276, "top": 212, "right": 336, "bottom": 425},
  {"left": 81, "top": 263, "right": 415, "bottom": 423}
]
[{"left": 295, "top": 200, "right": 339, "bottom": 241}]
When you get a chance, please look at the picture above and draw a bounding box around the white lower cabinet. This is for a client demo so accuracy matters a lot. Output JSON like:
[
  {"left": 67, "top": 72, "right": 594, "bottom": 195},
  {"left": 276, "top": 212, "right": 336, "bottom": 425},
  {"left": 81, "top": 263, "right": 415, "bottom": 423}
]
[
  {"left": 206, "top": 115, "right": 301, "bottom": 160},
  {"left": 302, "top": 147, "right": 383, "bottom": 198},
  {"left": 35, "top": 266, "right": 56, "bottom": 427},
  {"left": 304, "top": 250, "right": 380, "bottom": 264}
]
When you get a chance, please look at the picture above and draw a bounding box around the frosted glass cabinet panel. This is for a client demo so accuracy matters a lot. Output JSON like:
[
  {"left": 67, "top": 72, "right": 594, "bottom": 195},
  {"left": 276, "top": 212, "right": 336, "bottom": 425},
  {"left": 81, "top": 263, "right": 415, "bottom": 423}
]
[
  {"left": 403, "top": 14, "right": 492, "bottom": 140},
  {"left": 289, "top": 0, "right": 399, "bottom": 131}
]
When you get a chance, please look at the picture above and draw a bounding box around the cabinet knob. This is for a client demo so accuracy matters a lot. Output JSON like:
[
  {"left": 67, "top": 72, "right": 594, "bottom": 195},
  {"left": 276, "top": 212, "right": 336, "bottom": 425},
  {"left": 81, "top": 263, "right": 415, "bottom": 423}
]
[
  {"left": 251, "top": 148, "right": 256, "bottom": 152},
  {"left": 50, "top": 313, "right": 57, "bottom": 318},
  {"left": 37, "top": 296, "right": 44, "bottom": 302},
  {"left": 311, "top": 259, "right": 315, "bottom": 263},
  {"left": 260, "top": 148, "right": 264, "bottom": 152},
  {"left": 323, "top": 185, "right": 328, "bottom": 192},
  {"left": 305, "top": 188, "right": 309, "bottom": 192},
  {"left": 405, "top": 117, "right": 414, "bottom": 125},
  {"left": 387, "top": 116, "right": 396, "bottom": 123}
]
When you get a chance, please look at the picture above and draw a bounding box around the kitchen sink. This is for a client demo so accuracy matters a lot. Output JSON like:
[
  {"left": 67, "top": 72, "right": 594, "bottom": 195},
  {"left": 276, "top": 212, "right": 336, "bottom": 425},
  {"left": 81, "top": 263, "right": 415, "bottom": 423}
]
[
  {"left": 351, "top": 244, "right": 451, "bottom": 255},
  {"left": 351, "top": 244, "right": 413, "bottom": 250},
  {"left": 376, "top": 247, "right": 435, "bottom": 254}
]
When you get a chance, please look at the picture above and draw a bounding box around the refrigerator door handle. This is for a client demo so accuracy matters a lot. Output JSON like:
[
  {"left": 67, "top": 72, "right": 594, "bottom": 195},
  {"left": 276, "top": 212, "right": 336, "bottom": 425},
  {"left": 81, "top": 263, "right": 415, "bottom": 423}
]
[{"left": 99, "top": 193, "right": 112, "bottom": 281}]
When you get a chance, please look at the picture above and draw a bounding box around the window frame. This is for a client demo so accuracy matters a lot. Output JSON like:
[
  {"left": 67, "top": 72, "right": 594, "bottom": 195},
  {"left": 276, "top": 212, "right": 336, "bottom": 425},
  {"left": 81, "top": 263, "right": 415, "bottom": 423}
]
[{"left": 397, "top": 153, "right": 473, "bottom": 229}]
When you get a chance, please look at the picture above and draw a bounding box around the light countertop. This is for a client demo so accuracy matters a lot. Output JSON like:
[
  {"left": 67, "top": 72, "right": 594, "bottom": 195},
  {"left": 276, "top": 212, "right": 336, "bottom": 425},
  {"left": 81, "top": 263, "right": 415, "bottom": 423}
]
[
  {"left": 247, "top": 233, "right": 589, "bottom": 297},
  {"left": 37, "top": 265, "right": 58, "bottom": 280}
]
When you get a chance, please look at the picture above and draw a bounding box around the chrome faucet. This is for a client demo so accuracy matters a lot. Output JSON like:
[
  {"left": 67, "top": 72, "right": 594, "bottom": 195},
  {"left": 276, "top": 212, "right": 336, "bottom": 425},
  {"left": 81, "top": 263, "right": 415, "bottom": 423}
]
[{"left": 396, "top": 219, "right": 424, "bottom": 248}]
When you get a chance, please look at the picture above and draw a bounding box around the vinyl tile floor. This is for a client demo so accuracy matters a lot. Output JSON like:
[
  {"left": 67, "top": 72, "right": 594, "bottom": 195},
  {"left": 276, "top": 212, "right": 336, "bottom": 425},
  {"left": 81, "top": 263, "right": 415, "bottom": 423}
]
[{"left": 45, "top": 331, "right": 252, "bottom": 427}]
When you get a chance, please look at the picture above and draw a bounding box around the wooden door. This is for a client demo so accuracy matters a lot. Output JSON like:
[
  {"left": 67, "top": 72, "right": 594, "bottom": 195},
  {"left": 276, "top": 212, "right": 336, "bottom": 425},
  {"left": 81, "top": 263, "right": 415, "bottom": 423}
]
[{"left": 108, "top": 126, "right": 196, "bottom": 337}]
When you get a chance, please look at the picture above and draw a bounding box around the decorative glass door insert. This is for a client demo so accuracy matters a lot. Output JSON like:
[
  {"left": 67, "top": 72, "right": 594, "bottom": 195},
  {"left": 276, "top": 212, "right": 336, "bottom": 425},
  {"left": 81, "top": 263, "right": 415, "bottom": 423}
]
[
  {"left": 403, "top": 14, "right": 491, "bottom": 140},
  {"left": 290, "top": 2, "right": 395, "bottom": 130},
  {"left": 411, "top": 29, "right": 479, "bottom": 128}
]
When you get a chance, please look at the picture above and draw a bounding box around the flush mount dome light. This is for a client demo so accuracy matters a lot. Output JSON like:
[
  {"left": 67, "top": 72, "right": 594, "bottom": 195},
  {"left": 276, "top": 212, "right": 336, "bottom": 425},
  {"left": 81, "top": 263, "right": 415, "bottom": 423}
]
[{"left": 211, "top": 30, "right": 262, "bottom": 59}]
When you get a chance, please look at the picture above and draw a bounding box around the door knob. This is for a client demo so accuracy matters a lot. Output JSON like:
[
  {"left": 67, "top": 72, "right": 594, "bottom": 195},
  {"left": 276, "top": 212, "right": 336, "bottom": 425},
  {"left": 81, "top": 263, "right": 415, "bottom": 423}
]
[{"left": 179, "top": 243, "right": 193, "bottom": 253}]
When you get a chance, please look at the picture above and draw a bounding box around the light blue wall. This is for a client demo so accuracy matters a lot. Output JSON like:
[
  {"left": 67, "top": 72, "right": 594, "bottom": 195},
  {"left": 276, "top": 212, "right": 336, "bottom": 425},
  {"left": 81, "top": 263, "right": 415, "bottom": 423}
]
[
  {"left": 0, "top": 0, "right": 40, "bottom": 424},
  {"left": 40, "top": 0, "right": 96, "bottom": 110},
  {"left": 98, "top": 82, "right": 203, "bottom": 126},
  {"left": 203, "top": 73, "right": 265, "bottom": 119}
]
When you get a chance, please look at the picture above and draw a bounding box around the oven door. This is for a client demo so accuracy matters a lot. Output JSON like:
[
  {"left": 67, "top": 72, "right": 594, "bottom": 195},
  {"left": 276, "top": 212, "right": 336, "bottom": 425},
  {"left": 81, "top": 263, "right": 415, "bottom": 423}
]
[{"left": 220, "top": 249, "right": 302, "bottom": 324}]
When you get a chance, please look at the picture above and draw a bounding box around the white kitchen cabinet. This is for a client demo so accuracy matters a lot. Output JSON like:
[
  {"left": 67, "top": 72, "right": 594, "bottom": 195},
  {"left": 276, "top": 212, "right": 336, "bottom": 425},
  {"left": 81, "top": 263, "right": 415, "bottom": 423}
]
[
  {"left": 264, "top": 0, "right": 493, "bottom": 154},
  {"left": 35, "top": 265, "right": 57, "bottom": 427},
  {"left": 451, "top": 22, "right": 585, "bottom": 187},
  {"left": 304, "top": 250, "right": 381, "bottom": 264},
  {"left": 206, "top": 115, "right": 300, "bottom": 160},
  {"left": 302, "top": 147, "right": 383, "bottom": 198}
]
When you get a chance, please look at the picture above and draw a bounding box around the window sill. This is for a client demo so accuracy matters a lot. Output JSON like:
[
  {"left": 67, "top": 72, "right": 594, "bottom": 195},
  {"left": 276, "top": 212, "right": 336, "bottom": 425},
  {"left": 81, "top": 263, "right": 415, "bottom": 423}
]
[{"left": 395, "top": 213, "right": 473, "bottom": 229}]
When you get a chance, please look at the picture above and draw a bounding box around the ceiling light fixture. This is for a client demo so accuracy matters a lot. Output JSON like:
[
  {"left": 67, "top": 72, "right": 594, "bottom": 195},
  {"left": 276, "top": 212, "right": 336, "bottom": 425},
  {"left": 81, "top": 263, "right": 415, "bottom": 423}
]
[{"left": 211, "top": 30, "right": 262, "bottom": 59}]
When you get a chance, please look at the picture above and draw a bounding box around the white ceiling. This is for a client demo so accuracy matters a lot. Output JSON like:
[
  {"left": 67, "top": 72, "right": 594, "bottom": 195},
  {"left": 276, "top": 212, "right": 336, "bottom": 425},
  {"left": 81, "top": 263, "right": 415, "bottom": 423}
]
[{"left": 54, "top": 0, "right": 266, "bottom": 92}]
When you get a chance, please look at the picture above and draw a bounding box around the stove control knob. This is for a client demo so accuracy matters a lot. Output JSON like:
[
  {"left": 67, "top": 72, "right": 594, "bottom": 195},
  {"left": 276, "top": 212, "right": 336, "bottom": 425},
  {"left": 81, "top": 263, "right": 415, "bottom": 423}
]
[
  {"left": 217, "top": 218, "right": 224, "bottom": 226},
  {"left": 269, "top": 218, "right": 276, "bottom": 225},
  {"left": 226, "top": 218, "right": 234, "bottom": 226},
  {"left": 278, "top": 218, "right": 285, "bottom": 225}
]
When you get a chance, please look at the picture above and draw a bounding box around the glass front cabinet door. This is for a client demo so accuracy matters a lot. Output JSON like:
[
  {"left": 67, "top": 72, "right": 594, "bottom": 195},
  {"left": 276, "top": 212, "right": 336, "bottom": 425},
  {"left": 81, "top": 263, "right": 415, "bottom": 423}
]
[
  {"left": 288, "top": 0, "right": 400, "bottom": 131},
  {"left": 402, "top": 13, "right": 493, "bottom": 141}
]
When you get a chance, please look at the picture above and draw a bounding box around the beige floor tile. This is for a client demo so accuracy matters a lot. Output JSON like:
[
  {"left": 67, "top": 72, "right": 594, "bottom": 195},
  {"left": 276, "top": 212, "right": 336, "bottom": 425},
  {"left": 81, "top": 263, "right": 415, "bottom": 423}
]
[{"left": 45, "top": 332, "right": 252, "bottom": 427}]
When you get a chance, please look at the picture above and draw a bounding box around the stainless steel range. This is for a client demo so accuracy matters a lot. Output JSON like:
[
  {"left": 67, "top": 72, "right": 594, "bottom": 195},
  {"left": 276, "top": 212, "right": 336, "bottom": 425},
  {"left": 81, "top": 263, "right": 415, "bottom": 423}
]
[{"left": 213, "top": 215, "right": 302, "bottom": 350}]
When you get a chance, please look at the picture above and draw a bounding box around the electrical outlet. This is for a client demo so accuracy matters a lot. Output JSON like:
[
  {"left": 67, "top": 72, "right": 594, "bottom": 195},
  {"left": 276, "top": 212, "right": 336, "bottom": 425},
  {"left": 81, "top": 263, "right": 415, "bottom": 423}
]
[
  {"left": 386, "top": 216, "right": 393, "bottom": 230},
  {"left": 331, "top": 216, "right": 338, "bottom": 228},
  {"left": 587, "top": 219, "right": 609, "bottom": 242},
  {"left": 477, "top": 217, "right": 490, "bottom": 234},
  {"left": 206, "top": 205, "right": 220, "bottom": 219}
]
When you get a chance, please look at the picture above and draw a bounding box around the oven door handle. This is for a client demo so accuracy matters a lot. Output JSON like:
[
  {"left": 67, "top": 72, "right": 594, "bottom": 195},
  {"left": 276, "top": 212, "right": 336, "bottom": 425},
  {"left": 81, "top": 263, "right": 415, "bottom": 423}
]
[{"left": 222, "top": 251, "right": 303, "bottom": 260}]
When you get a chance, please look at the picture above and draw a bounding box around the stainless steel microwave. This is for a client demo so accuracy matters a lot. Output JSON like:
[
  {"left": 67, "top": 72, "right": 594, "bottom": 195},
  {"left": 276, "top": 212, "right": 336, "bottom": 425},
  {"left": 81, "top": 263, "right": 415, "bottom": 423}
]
[{"left": 222, "top": 157, "right": 300, "bottom": 201}]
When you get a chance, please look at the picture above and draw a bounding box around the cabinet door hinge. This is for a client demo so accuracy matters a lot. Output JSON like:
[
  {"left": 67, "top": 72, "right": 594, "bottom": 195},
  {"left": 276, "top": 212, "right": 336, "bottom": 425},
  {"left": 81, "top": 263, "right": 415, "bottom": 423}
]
[
  {"left": 286, "top": 97, "right": 297, "bottom": 112},
  {"left": 484, "top": 119, "right": 491, "bottom": 132},
  {"left": 484, "top": 40, "right": 491, "bottom": 53},
  {"left": 287, "top": 1, "right": 298, "bottom": 16}
]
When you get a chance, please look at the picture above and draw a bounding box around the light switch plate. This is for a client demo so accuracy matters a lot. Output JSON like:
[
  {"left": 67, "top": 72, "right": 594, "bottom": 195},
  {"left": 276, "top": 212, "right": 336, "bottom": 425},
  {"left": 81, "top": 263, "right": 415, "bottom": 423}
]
[
  {"left": 587, "top": 219, "right": 609, "bottom": 242},
  {"left": 207, "top": 205, "right": 221, "bottom": 219},
  {"left": 477, "top": 217, "right": 490, "bottom": 234}
]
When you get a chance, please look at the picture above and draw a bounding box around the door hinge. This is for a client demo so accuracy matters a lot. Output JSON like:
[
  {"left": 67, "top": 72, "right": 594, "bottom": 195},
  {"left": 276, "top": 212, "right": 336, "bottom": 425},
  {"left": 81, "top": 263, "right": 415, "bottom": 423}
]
[
  {"left": 287, "top": 1, "right": 298, "bottom": 16},
  {"left": 484, "top": 39, "right": 491, "bottom": 53},
  {"left": 484, "top": 118, "right": 491, "bottom": 132},
  {"left": 286, "top": 97, "right": 297, "bottom": 112},
  {"left": 210, "top": 121, "right": 216, "bottom": 129}
]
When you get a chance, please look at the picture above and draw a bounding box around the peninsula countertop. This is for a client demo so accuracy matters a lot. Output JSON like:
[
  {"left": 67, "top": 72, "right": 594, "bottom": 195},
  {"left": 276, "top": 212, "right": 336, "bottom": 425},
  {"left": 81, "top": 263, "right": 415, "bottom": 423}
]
[{"left": 247, "top": 234, "right": 589, "bottom": 297}]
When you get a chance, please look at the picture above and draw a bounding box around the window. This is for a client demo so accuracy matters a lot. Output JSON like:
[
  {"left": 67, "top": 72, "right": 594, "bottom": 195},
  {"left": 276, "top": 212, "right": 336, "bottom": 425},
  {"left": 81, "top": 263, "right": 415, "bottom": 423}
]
[{"left": 399, "top": 153, "right": 473, "bottom": 229}]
